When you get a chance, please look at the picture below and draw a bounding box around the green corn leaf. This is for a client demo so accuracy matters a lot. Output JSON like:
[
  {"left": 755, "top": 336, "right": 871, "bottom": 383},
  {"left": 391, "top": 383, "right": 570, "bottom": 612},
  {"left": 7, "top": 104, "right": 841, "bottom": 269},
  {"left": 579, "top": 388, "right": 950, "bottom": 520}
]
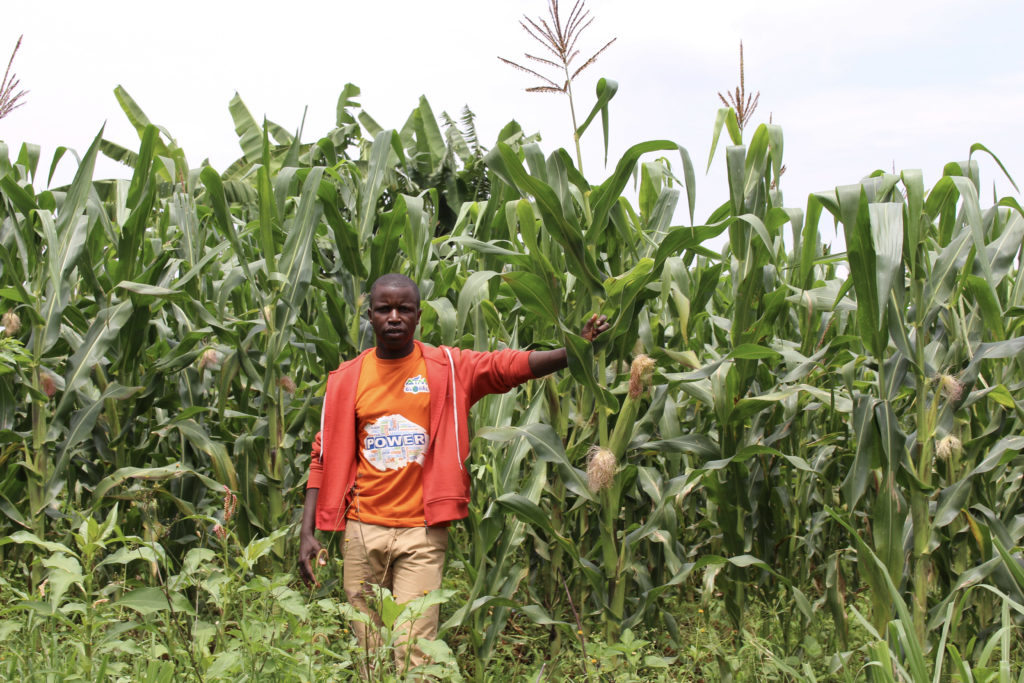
[
  {"left": 114, "top": 281, "right": 180, "bottom": 298},
  {"left": 0, "top": 173, "right": 38, "bottom": 215},
  {"left": 707, "top": 107, "right": 741, "bottom": 171},
  {"left": 576, "top": 77, "right": 619, "bottom": 166},
  {"left": 730, "top": 343, "right": 781, "bottom": 360},
  {"left": 228, "top": 92, "right": 262, "bottom": 164},
  {"left": 743, "top": 124, "right": 770, "bottom": 202},
  {"left": 962, "top": 335, "right": 1024, "bottom": 385},
  {"left": 0, "top": 493, "right": 29, "bottom": 529},
  {"left": 170, "top": 419, "right": 238, "bottom": 490},
  {"left": 965, "top": 274, "right": 1006, "bottom": 339},
  {"left": 981, "top": 209, "right": 1024, "bottom": 284},
  {"left": 479, "top": 423, "right": 593, "bottom": 501},
  {"left": 842, "top": 395, "right": 880, "bottom": 508},
  {"left": 502, "top": 270, "right": 560, "bottom": 328},
  {"left": 868, "top": 203, "right": 904, "bottom": 332},
  {"left": 277, "top": 166, "right": 324, "bottom": 322},
  {"left": 411, "top": 96, "right": 446, "bottom": 172},
  {"left": 494, "top": 494, "right": 572, "bottom": 551},
  {"left": 950, "top": 175, "right": 992, "bottom": 282},
  {"left": 456, "top": 270, "right": 499, "bottom": 337},
  {"left": 125, "top": 124, "right": 157, "bottom": 209},
  {"left": 55, "top": 301, "right": 133, "bottom": 419},
  {"left": 726, "top": 145, "right": 746, "bottom": 218},
  {"left": 872, "top": 468, "right": 907, "bottom": 589},
  {"left": 200, "top": 165, "right": 259, "bottom": 292},
  {"left": 563, "top": 331, "right": 617, "bottom": 412},
  {"left": 59, "top": 383, "right": 142, "bottom": 462},
  {"left": 653, "top": 221, "right": 731, "bottom": 269},
  {"left": 257, "top": 164, "right": 277, "bottom": 273},
  {"left": 590, "top": 140, "right": 689, "bottom": 247},
  {"left": 358, "top": 129, "right": 398, "bottom": 243},
  {"left": 369, "top": 193, "right": 406, "bottom": 283},
  {"left": 485, "top": 143, "right": 604, "bottom": 294},
  {"left": 933, "top": 477, "right": 974, "bottom": 529},
  {"left": 992, "top": 536, "right": 1024, "bottom": 595},
  {"left": 969, "top": 142, "right": 1019, "bottom": 192},
  {"left": 113, "top": 86, "right": 154, "bottom": 135},
  {"left": 319, "top": 181, "right": 365, "bottom": 279},
  {"left": 93, "top": 463, "right": 224, "bottom": 501}
]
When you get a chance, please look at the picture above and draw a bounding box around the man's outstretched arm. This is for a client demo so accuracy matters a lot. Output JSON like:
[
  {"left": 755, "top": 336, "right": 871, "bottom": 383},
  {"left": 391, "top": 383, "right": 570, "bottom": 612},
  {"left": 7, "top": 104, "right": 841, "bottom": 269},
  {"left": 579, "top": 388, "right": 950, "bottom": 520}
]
[{"left": 528, "top": 314, "right": 610, "bottom": 377}]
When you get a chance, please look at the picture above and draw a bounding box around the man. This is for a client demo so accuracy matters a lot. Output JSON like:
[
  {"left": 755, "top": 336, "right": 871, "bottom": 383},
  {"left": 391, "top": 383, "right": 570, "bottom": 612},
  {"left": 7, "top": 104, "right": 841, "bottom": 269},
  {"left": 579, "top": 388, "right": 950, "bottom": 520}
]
[{"left": 297, "top": 273, "right": 608, "bottom": 670}]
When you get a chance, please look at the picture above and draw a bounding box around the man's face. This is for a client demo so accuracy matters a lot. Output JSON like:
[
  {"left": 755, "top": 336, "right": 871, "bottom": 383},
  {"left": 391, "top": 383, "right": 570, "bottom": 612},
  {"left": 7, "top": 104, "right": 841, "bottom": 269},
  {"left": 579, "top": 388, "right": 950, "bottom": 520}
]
[{"left": 369, "top": 284, "right": 421, "bottom": 358}]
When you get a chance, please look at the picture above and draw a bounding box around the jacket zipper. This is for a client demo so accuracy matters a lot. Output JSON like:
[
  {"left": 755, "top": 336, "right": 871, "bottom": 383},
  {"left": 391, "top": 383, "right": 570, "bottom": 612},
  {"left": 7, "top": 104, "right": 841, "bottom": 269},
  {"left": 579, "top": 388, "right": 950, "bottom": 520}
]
[{"left": 442, "top": 346, "right": 463, "bottom": 471}]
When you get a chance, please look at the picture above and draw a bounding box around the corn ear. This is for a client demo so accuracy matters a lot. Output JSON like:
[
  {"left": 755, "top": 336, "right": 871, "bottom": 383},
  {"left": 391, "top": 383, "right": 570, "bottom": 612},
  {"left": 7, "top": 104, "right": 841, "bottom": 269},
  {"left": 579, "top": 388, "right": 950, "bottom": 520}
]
[{"left": 608, "top": 354, "right": 655, "bottom": 458}]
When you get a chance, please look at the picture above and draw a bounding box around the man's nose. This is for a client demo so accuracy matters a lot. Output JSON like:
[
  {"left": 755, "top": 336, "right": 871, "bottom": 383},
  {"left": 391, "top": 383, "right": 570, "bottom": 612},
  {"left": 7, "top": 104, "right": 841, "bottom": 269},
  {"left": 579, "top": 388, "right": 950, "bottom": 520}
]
[{"left": 387, "top": 308, "right": 400, "bottom": 321}]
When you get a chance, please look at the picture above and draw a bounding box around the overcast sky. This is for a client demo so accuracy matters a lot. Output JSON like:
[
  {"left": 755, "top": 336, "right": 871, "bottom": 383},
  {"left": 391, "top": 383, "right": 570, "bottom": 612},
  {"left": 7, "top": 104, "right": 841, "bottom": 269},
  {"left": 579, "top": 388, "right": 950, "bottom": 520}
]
[{"left": 2, "top": 0, "right": 1021, "bottom": 250}]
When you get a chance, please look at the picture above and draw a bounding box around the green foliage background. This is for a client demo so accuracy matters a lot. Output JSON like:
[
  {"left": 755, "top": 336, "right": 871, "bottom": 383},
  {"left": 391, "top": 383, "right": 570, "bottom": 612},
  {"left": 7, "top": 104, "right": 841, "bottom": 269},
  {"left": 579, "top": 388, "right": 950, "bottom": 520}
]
[{"left": 0, "top": 81, "right": 1022, "bottom": 680}]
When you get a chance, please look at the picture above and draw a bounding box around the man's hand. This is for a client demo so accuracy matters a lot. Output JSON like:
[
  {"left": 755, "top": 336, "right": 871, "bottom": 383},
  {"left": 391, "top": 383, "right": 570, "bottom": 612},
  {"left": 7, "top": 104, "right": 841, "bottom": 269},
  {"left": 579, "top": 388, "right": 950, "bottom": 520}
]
[
  {"left": 298, "top": 487, "right": 325, "bottom": 587},
  {"left": 528, "top": 313, "right": 613, "bottom": 377},
  {"left": 298, "top": 533, "right": 326, "bottom": 587},
  {"left": 581, "top": 313, "right": 610, "bottom": 342}
]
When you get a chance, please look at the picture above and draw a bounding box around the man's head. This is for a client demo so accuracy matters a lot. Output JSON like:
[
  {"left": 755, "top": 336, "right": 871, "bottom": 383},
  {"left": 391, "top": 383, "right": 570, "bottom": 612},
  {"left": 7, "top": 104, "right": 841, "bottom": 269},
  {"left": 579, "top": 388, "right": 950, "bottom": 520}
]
[{"left": 368, "top": 273, "right": 421, "bottom": 359}]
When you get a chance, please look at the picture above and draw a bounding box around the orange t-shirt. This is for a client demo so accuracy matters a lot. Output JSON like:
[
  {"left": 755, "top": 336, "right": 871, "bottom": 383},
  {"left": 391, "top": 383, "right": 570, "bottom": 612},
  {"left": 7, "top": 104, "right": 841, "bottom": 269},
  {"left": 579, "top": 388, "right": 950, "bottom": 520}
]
[{"left": 347, "top": 346, "right": 431, "bottom": 527}]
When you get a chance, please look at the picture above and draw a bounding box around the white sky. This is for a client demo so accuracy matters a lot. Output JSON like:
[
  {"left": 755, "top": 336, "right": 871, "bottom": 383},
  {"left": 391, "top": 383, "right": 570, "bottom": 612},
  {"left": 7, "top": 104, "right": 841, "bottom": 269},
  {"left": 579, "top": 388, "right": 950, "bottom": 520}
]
[{"left": 2, "top": 0, "right": 1022, "bottom": 251}]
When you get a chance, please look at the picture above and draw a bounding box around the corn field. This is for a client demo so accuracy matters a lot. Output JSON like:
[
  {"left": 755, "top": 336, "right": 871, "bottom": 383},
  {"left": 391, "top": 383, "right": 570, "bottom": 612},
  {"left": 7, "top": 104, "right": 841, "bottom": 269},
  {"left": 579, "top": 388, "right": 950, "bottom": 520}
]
[{"left": 0, "top": 82, "right": 1023, "bottom": 681}]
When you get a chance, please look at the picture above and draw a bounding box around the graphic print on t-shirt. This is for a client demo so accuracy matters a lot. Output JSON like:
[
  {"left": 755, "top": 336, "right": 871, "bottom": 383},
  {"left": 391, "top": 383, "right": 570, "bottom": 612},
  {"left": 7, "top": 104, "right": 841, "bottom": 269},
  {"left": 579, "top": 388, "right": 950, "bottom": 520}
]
[
  {"left": 350, "top": 346, "right": 431, "bottom": 526},
  {"left": 362, "top": 414, "right": 428, "bottom": 471},
  {"left": 403, "top": 374, "right": 429, "bottom": 394}
]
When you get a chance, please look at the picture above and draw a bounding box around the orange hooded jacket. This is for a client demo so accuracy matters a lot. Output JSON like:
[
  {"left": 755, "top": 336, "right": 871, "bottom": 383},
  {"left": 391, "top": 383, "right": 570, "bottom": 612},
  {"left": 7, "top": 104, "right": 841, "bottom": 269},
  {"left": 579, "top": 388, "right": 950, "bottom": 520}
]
[{"left": 307, "top": 340, "right": 536, "bottom": 530}]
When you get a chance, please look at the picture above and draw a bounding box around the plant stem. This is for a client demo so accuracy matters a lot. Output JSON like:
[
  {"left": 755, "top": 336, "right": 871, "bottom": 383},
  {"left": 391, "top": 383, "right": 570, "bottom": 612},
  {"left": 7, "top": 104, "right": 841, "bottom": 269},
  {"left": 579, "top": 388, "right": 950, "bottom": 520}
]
[
  {"left": 909, "top": 296, "right": 935, "bottom": 648},
  {"left": 564, "top": 65, "right": 583, "bottom": 172},
  {"left": 95, "top": 367, "right": 125, "bottom": 469},
  {"left": 596, "top": 347, "right": 608, "bottom": 446},
  {"left": 28, "top": 329, "right": 47, "bottom": 545}
]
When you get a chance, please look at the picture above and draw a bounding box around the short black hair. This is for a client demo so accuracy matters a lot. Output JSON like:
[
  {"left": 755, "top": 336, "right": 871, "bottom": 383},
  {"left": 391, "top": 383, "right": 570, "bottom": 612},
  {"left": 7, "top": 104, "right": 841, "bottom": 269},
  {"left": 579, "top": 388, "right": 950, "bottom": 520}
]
[{"left": 368, "top": 273, "right": 420, "bottom": 307}]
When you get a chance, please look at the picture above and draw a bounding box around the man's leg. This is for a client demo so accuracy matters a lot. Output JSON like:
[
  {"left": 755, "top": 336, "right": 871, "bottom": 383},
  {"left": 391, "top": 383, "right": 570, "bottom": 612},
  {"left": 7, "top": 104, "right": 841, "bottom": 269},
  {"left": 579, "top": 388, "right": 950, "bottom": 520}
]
[
  {"left": 342, "top": 520, "right": 396, "bottom": 657},
  {"left": 390, "top": 525, "right": 449, "bottom": 672}
]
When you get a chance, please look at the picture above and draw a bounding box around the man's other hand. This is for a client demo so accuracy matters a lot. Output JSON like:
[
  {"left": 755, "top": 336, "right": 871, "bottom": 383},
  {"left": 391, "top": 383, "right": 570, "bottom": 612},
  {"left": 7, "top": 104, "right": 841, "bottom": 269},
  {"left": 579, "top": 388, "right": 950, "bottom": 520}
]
[
  {"left": 582, "top": 313, "right": 610, "bottom": 342},
  {"left": 298, "top": 533, "right": 326, "bottom": 587}
]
